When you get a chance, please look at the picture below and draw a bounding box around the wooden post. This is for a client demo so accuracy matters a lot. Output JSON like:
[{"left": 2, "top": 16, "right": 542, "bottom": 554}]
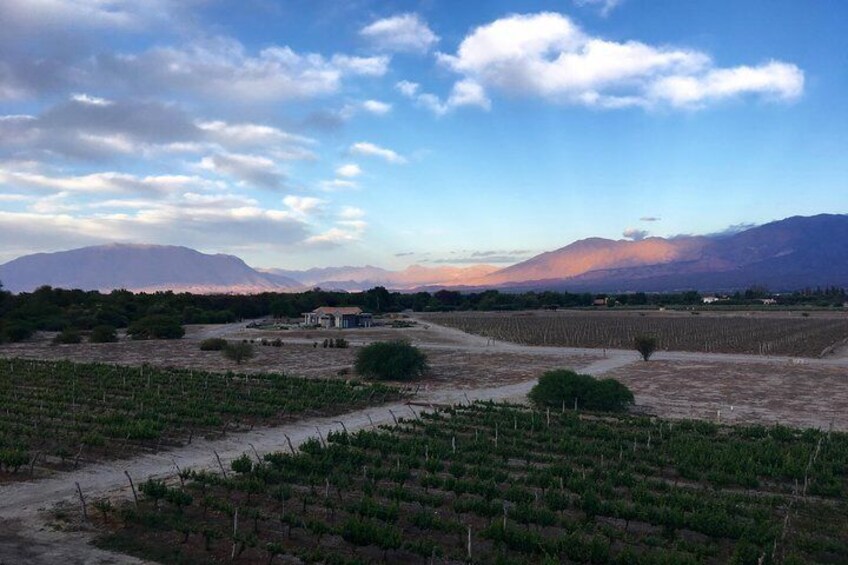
[
  {"left": 284, "top": 434, "right": 295, "bottom": 455},
  {"left": 389, "top": 409, "right": 398, "bottom": 426},
  {"left": 75, "top": 482, "right": 88, "bottom": 523},
  {"left": 125, "top": 470, "right": 138, "bottom": 507},
  {"left": 467, "top": 525, "right": 472, "bottom": 560},
  {"left": 315, "top": 427, "right": 326, "bottom": 449},
  {"left": 231, "top": 507, "right": 239, "bottom": 560}
]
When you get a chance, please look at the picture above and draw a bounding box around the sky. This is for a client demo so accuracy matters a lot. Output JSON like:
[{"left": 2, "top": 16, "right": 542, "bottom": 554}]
[{"left": 0, "top": 0, "right": 846, "bottom": 269}]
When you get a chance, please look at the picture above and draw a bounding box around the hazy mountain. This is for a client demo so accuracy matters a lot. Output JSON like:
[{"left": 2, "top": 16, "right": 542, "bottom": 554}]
[
  {"left": 0, "top": 244, "right": 302, "bottom": 293},
  {"left": 266, "top": 264, "right": 499, "bottom": 291},
  {"left": 480, "top": 214, "right": 848, "bottom": 292}
]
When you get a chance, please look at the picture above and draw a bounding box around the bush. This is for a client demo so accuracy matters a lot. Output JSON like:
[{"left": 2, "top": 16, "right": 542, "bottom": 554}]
[
  {"left": 528, "top": 369, "right": 633, "bottom": 412},
  {"left": 52, "top": 328, "right": 82, "bottom": 345},
  {"left": 634, "top": 334, "right": 658, "bottom": 361},
  {"left": 199, "top": 337, "right": 228, "bottom": 351},
  {"left": 90, "top": 325, "right": 118, "bottom": 343},
  {"left": 223, "top": 341, "right": 255, "bottom": 365},
  {"left": 127, "top": 315, "right": 184, "bottom": 340},
  {"left": 354, "top": 341, "right": 428, "bottom": 381},
  {"left": 2, "top": 322, "right": 34, "bottom": 343}
]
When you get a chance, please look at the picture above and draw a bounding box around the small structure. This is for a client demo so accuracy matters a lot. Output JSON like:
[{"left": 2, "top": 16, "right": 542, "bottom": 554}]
[
  {"left": 760, "top": 298, "right": 778, "bottom": 305},
  {"left": 303, "top": 306, "right": 373, "bottom": 329},
  {"left": 702, "top": 296, "right": 721, "bottom": 304}
]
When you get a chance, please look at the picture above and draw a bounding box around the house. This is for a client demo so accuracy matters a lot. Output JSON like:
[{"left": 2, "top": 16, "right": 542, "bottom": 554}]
[
  {"left": 760, "top": 298, "right": 778, "bottom": 305},
  {"left": 702, "top": 296, "right": 721, "bottom": 304},
  {"left": 303, "top": 306, "right": 373, "bottom": 328}
]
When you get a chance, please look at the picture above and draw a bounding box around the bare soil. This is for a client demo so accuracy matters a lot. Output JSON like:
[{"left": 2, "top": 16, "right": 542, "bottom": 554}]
[{"left": 605, "top": 359, "right": 848, "bottom": 430}]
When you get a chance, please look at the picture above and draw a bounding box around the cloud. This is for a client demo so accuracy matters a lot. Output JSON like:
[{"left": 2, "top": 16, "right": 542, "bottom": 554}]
[
  {"left": 397, "top": 78, "right": 490, "bottom": 116},
  {"left": 98, "top": 37, "right": 389, "bottom": 102},
  {"left": 198, "top": 152, "right": 286, "bottom": 190},
  {"left": 0, "top": 194, "right": 311, "bottom": 262},
  {"left": 349, "top": 142, "right": 406, "bottom": 164},
  {"left": 319, "top": 179, "right": 358, "bottom": 191},
  {"left": 305, "top": 206, "right": 368, "bottom": 246},
  {"left": 283, "top": 195, "right": 325, "bottom": 216},
  {"left": 360, "top": 13, "right": 439, "bottom": 53},
  {"left": 436, "top": 12, "right": 803, "bottom": 110},
  {"left": 0, "top": 167, "right": 217, "bottom": 195},
  {"left": 640, "top": 216, "right": 661, "bottom": 222},
  {"left": 339, "top": 206, "right": 365, "bottom": 219},
  {"left": 335, "top": 163, "right": 362, "bottom": 178},
  {"left": 623, "top": 227, "right": 649, "bottom": 240},
  {"left": 361, "top": 100, "right": 392, "bottom": 115},
  {"left": 574, "top": 0, "right": 623, "bottom": 17}
]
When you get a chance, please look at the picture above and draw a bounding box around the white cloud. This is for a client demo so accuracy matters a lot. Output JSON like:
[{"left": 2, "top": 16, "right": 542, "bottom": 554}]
[
  {"left": 395, "top": 80, "right": 420, "bottom": 97},
  {"left": 436, "top": 12, "right": 804, "bottom": 110},
  {"left": 339, "top": 206, "right": 365, "bottom": 219},
  {"left": 70, "top": 93, "right": 113, "bottom": 106},
  {"left": 360, "top": 13, "right": 439, "bottom": 53},
  {"left": 336, "top": 163, "right": 362, "bottom": 178},
  {"left": 283, "top": 195, "right": 325, "bottom": 216},
  {"left": 574, "top": 0, "right": 623, "bottom": 17},
  {"left": 0, "top": 168, "right": 215, "bottom": 195},
  {"left": 196, "top": 120, "right": 314, "bottom": 149},
  {"left": 349, "top": 142, "right": 406, "bottom": 164},
  {"left": 319, "top": 179, "right": 358, "bottom": 191},
  {"left": 361, "top": 100, "right": 392, "bottom": 115}
]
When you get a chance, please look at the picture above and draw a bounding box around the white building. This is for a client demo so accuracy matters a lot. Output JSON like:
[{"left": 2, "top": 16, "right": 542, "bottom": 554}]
[{"left": 303, "top": 306, "right": 373, "bottom": 328}]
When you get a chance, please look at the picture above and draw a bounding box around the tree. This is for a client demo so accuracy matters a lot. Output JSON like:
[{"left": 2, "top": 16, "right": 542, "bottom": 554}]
[
  {"left": 634, "top": 335, "right": 657, "bottom": 362},
  {"left": 354, "top": 341, "right": 428, "bottom": 381},
  {"left": 199, "top": 337, "right": 228, "bottom": 351},
  {"left": 127, "top": 315, "right": 184, "bottom": 340},
  {"left": 90, "top": 325, "right": 118, "bottom": 343},
  {"left": 223, "top": 341, "right": 255, "bottom": 365},
  {"left": 529, "top": 369, "right": 633, "bottom": 412},
  {"left": 52, "top": 327, "right": 82, "bottom": 345}
]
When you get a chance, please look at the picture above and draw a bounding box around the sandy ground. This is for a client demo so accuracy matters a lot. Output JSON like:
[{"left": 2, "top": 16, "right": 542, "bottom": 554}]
[{"left": 1, "top": 316, "right": 848, "bottom": 563}]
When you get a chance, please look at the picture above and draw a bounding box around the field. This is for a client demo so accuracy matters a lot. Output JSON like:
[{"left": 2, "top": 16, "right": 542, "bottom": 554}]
[
  {"left": 421, "top": 311, "right": 848, "bottom": 357},
  {"left": 97, "top": 403, "right": 848, "bottom": 564},
  {"left": 0, "top": 358, "right": 402, "bottom": 481}
]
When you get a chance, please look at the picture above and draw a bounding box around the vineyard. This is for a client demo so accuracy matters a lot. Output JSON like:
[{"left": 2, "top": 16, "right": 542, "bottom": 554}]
[
  {"left": 0, "top": 359, "right": 402, "bottom": 481},
  {"left": 422, "top": 312, "right": 848, "bottom": 357},
  {"left": 98, "top": 403, "right": 847, "bottom": 564}
]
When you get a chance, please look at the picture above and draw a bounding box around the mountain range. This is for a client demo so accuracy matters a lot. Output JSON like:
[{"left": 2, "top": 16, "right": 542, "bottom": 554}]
[{"left": 1, "top": 214, "right": 846, "bottom": 294}]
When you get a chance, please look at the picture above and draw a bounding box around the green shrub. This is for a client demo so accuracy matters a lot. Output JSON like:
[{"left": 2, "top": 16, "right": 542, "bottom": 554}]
[
  {"left": 222, "top": 341, "right": 255, "bottom": 365},
  {"left": 199, "top": 337, "right": 228, "bottom": 351},
  {"left": 634, "top": 334, "right": 658, "bottom": 361},
  {"left": 52, "top": 328, "right": 82, "bottom": 345},
  {"left": 354, "top": 340, "right": 428, "bottom": 381},
  {"left": 127, "top": 315, "right": 184, "bottom": 340},
  {"left": 529, "top": 369, "right": 633, "bottom": 412},
  {"left": 90, "top": 325, "right": 118, "bottom": 343},
  {"left": 2, "top": 322, "right": 34, "bottom": 343}
]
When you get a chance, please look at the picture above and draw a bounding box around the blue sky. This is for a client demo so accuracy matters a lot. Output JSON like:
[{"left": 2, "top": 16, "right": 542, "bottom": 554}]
[{"left": 0, "top": 0, "right": 846, "bottom": 269}]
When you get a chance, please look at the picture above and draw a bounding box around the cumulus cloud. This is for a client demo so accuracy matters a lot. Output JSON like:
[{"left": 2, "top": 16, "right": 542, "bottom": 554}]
[
  {"left": 396, "top": 78, "right": 490, "bottom": 116},
  {"left": 623, "top": 227, "right": 649, "bottom": 240},
  {"left": 0, "top": 167, "right": 217, "bottom": 195},
  {"left": 360, "top": 13, "right": 439, "bottom": 53},
  {"left": 435, "top": 12, "right": 803, "bottom": 110},
  {"left": 335, "top": 163, "right": 362, "bottom": 178},
  {"left": 361, "top": 100, "right": 392, "bottom": 115},
  {"left": 349, "top": 142, "right": 406, "bottom": 164}
]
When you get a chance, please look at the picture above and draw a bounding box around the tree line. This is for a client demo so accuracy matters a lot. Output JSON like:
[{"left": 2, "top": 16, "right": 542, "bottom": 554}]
[{"left": 0, "top": 282, "right": 844, "bottom": 343}]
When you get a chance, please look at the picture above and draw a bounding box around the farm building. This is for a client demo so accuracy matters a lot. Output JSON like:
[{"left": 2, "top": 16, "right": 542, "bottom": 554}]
[{"left": 303, "top": 306, "right": 373, "bottom": 328}]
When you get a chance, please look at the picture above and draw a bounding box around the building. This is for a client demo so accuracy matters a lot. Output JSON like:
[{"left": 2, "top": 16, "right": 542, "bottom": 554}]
[
  {"left": 303, "top": 306, "right": 373, "bottom": 328},
  {"left": 702, "top": 296, "right": 721, "bottom": 304}
]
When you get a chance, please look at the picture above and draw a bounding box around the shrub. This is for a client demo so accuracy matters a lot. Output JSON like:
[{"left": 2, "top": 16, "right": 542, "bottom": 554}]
[
  {"left": 199, "top": 337, "right": 228, "bottom": 351},
  {"left": 223, "top": 341, "right": 255, "bottom": 365},
  {"left": 634, "top": 334, "right": 658, "bottom": 361},
  {"left": 334, "top": 338, "right": 349, "bottom": 349},
  {"left": 354, "top": 341, "right": 428, "bottom": 381},
  {"left": 529, "top": 369, "right": 633, "bottom": 412},
  {"left": 52, "top": 328, "right": 82, "bottom": 345},
  {"left": 2, "top": 322, "right": 34, "bottom": 343},
  {"left": 127, "top": 315, "right": 184, "bottom": 340},
  {"left": 90, "top": 325, "right": 118, "bottom": 343}
]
